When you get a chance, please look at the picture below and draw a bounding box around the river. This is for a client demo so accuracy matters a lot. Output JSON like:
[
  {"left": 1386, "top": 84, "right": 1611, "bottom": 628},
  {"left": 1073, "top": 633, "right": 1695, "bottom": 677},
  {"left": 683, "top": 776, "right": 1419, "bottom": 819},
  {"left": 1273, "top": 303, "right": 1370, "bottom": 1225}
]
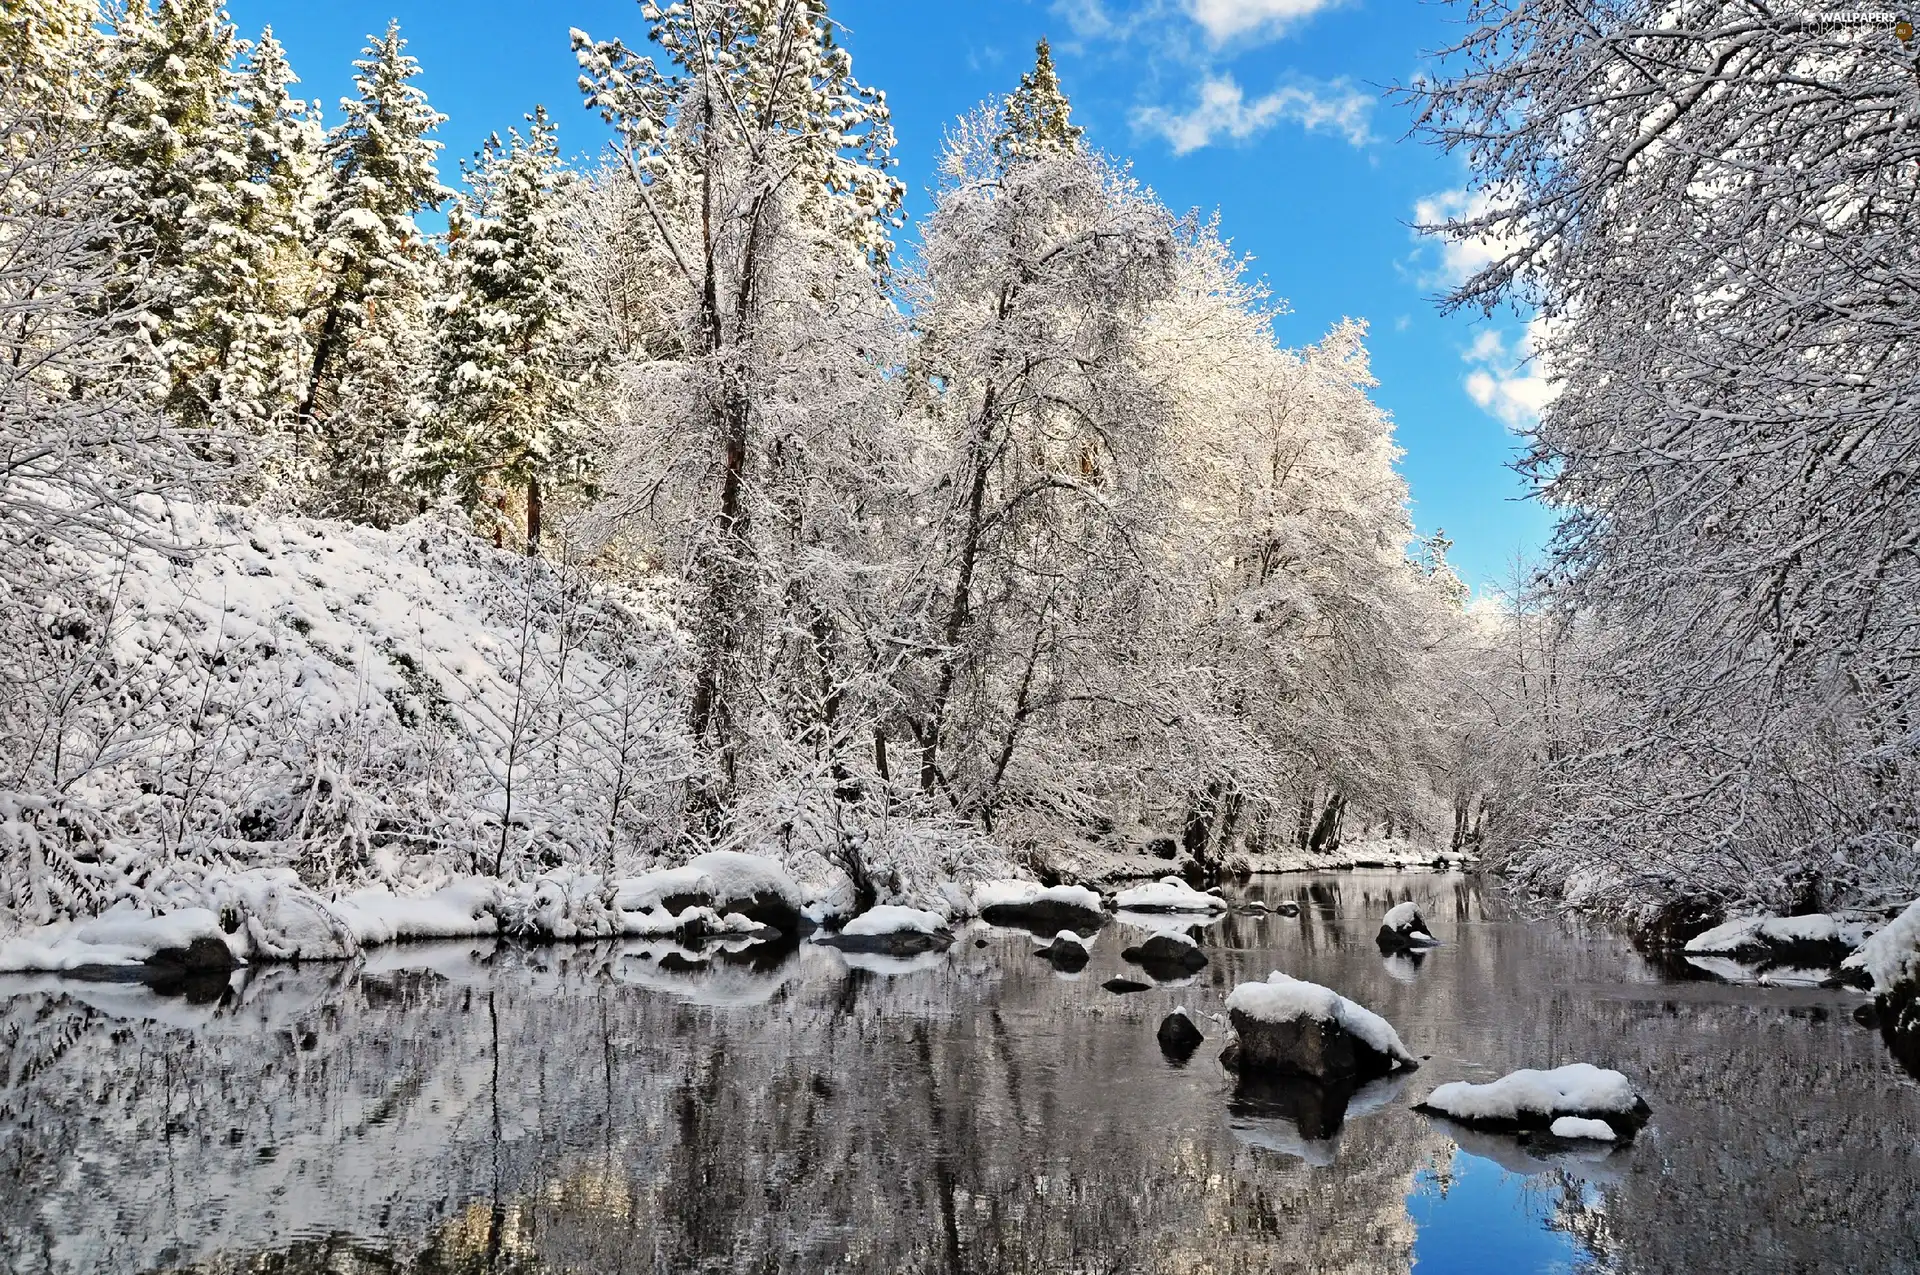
[{"left": 2, "top": 871, "right": 1915, "bottom": 1274}]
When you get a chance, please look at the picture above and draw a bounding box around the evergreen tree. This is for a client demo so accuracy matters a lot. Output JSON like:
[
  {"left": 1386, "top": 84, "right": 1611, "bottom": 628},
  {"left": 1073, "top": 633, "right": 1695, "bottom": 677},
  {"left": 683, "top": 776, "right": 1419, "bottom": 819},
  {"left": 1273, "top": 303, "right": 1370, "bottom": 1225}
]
[
  {"left": 415, "top": 106, "right": 593, "bottom": 553},
  {"left": 300, "top": 20, "right": 447, "bottom": 526},
  {"left": 161, "top": 26, "right": 322, "bottom": 438},
  {"left": 995, "top": 37, "right": 1082, "bottom": 161},
  {"left": 97, "top": 0, "right": 241, "bottom": 394}
]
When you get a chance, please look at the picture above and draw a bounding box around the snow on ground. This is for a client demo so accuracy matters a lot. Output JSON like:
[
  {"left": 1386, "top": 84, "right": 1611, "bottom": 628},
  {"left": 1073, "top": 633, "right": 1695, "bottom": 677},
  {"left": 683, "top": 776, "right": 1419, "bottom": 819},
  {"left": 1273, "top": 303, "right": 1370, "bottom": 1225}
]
[
  {"left": 1842, "top": 899, "right": 1920, "bottom": 993},
  {"left": 841, "top": 905, "right": 948, "bottom": 937},
  {"left": 972, "top": 880, "right": 1104, "bottom": 915},
  {"left": 1114, "top": 877, "right": 1225, "bottom": 913},
  {"left": 332, "top": 880, "right": 502, "bottom": 947},
  {"left": 1422, "top": 1064, "right": 1642, "bottom": 1123},
  {"left": 1550, "top": 1116, "right": 1617, "bottom": 1141},
  {"left": 1224, "top": 971, "right": 1415, "bottom": 1065}
]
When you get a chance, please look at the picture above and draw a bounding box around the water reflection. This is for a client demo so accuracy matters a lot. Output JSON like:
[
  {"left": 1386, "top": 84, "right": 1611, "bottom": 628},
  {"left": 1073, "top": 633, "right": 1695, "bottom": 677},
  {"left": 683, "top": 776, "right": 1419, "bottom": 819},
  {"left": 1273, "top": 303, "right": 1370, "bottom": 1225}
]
[{"left": 0, "top": 871, "right": 1915, "bottom": 1275}]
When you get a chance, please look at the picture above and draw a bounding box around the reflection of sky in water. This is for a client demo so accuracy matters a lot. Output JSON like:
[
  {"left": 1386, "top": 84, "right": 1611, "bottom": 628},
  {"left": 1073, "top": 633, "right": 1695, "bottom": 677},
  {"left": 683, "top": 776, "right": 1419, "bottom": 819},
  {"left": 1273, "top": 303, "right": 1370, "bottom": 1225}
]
[{"left": 1409, "top": 1150, "right": 1596, "bottom": 1274}]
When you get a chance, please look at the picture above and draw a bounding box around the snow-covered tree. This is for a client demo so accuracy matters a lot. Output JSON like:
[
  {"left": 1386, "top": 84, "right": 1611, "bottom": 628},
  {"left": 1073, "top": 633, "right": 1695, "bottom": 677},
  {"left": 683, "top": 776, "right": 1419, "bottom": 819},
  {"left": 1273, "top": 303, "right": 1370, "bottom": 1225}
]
[
  {"left": 995, "top": 36, "right": 1082, "bottom": 160},
  {"left": 300, "top": 20, "right": 448, "bottom": 526},
  {"left": 416, "top": 106, "right": 594, "bottom": 553},
  {"left": 1411, "top": 0, "right": 1920, "bottom": 919},
  {"left": 573, "top": 0, "right": 904, "bottom": 817}
]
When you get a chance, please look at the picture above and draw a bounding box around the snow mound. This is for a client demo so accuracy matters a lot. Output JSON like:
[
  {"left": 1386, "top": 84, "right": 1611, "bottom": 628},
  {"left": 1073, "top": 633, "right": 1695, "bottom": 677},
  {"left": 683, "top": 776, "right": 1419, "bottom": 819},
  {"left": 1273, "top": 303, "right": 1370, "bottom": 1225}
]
[
  {"left": 1421, "top": 1064, "right": 1645, "bottom": 1126},
  {"left": 613, "top": 851, "right": 803, "bottom": 917},
  {"left": 1040, "top": 928, "right": 1090, "bottom": 949},
  {"left": 972, "top": 880, "right": 1103, "bottom": 914},
  {"left": 1550, "top": 1116, "right": 1617, "bottom": 1142},
  {"left": 1383, "top": 901, "right": 1422, "bottom": 930},
  {"left": 1114, "top": 877, "right": 1226, "bottom": 913},
  {"left": 842, "top": 905, "right": 948, "bottom": 937},
  {"left": 1842, "top": 899, "right": 1920, "bottom": 994},
  {"left": 1686, "top": 912, "right": 1874, "bottom": 956},
  {"left": 1224, "top": 971, "right": 1415, "bottom": 1065},
  {"left": 331, "top": 879, "right": 503, "bottom": 945},
  {"left": 0, "top": 905, "right": 235, "bottom": 973}
]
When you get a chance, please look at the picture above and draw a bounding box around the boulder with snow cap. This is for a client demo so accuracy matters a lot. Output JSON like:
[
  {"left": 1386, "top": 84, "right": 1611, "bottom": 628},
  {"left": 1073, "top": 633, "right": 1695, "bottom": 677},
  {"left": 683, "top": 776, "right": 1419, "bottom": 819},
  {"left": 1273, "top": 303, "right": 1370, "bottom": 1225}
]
[
  {"left": 1157, "top": 1009, "right": 1205, "bottom": 1060},
  {"left": 1221, "top": 972, "right": 1418, "bottom": 1082},
  {"left": 1686, "top": 911, "right": 1878, "bottom": 981},
  {"left": 1415, "top": 1063, "right": 1652, "bottom": 1138},
  {"left": 815, "top": 905, "right": 954, "bottom": 957},
  {"left": 1376, "top": 901, "right": 1438, "bottom": 953},
  {"left": 617, "top": 851, "right": 806, "bottom": 936},
  {"left": 1122, "top": 931, "right": 1208, "bottom": 980},
  {"left": 1115, "top": 876, "right": 1229, "bottom": 914},
  {"left": 1034, "top": 930, "right": 1091, "bottom": 971},
  {"left": 1842, "top": 899, "right": 1920, "bottom": 1077},
  {"left": 974, "top": 880, "right": 1107, "bottom": 935}
]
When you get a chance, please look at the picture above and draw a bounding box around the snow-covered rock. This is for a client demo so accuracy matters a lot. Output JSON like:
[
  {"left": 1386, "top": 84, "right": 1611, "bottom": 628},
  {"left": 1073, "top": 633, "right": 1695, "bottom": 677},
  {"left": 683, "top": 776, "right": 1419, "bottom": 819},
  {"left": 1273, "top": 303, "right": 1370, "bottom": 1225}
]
[
  {"left": 973, "top": 879, "right": 1106, "bottom": 934},
  {"left": 1157, "top": 1007, "right": 1204, "bottom": 1059},
  {"left": 1686, "top": 912, "right": 1876, "bottom": 970},
  {"left": 1222, "top": 972, "right": 1417, "bottom": 1081},
  {"left": 1416, "top": 1063, "right": 1652, "bottom": 1137},
  {"left": 1033, "top": 928, "right": 1091, "bottom": 971},
  {"left": 1114, "top": 876, "right": 1227, "bottom": 914},
  {"left": 1842, "top": 899, "right": 1920, "bottom": 995},
  {"left": 815, "top": 905, "right": 953, "bottom": 956},
  {"left": 1549, "top": 1116, "right": 1617, "bottom": 1142},
  {"left": 1376, "top": 901, "right": 1439, "bottom": 953},
  {"left": 0, "top": 905, "right": 239, "bottom": 977},
  {"left": 1121, "top": 930, "right": 1208, "bottom": 980},
  {"left": 614, "top": 851, "right": 805, "bottom": 935}
]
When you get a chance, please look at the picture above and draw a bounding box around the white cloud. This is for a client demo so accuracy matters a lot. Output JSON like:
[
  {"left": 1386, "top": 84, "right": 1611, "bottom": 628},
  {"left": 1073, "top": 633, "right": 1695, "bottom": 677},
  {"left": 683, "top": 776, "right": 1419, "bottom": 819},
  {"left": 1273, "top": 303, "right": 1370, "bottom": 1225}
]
[
  {"left": 1186, "top": 0, "right": 1344, "bottom": 42},
  {"left": 1461, "top": 316, "right": 1558, "bottom": 431},
  {"left": 1135, "top": 74, "right": 1372, "bottom": 154},
  {"left": 1412, "top": 186, "right": 1521, "bottom": 288}
]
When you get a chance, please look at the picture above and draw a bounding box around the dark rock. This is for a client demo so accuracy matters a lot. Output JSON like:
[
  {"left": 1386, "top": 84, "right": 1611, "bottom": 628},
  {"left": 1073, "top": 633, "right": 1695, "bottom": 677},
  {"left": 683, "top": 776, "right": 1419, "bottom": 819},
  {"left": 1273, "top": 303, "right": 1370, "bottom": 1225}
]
[
  {"left": 1854, "top": 1000, "right": 1881, "bottom": 1029},
  {"left": 816, "top": 926, "right": 954, "bottom": 957},
  {"left": 1631, "top": 897, "right": 1725, "bottom": 953},
  {"left": 1228, "top": 1072, "right": 1367, "bottom": 1141},
  {"left": 979, "top": 896, "right": 1106, "bottom": 936},
  {"left": 1273, "top": 900, "right": 1301, "bottom": 918},
  {"left": 146, "top": 936, "right": 239, "bottom": 976},
  {"left": 1122, "top": 934, "right": 1208, "bottom": 981},
  {"left": 1157, "top": 1011, "right": 1205, "bottom": 1061},
  {"left": 1376, "top": 907, "right": 1439, "bottom": 954},
  {"left": 1877, "top": 982, "right": 1920, "bottom": 1080},
  {"left": 1103, "top": 977, "right": 1151, "bottom": 994},
  {"left": 1239, "top": 899, "right": 1269, "bottom": 915},
  {"left": 1147, "top": 837, "right": 1178, "bottom": 860},
  {"left": 1225, "top": 1008, "right": 1412, "bottom": 1083},
  {"left": 1033, "top": 934, "right": 1090, "bottom": 971},
  {"left": 974, "top": 937, "right": 989, "bottom": 948}
]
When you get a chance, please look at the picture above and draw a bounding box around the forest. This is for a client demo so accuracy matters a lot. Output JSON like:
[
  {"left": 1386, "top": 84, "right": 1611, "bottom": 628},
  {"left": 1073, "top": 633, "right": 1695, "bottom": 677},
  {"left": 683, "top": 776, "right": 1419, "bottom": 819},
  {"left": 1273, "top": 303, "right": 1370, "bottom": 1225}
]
[{"left": 2, "top": 0, "right": 1915, "bottom": 943}]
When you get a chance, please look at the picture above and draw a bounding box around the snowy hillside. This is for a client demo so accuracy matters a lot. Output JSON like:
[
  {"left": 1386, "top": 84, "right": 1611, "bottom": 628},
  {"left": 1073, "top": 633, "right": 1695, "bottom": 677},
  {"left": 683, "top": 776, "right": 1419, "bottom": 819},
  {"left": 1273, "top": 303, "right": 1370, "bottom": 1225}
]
[{"left": 2, "top": 498, "right": 693, "bottom": 925}]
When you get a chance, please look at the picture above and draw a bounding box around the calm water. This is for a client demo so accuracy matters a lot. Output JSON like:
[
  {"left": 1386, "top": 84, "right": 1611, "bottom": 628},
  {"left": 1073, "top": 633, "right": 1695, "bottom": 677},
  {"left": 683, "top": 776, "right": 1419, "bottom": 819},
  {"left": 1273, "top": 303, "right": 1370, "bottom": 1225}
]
[{"left": 2, "top": 872, "right": 1917, "bottom": 1275}]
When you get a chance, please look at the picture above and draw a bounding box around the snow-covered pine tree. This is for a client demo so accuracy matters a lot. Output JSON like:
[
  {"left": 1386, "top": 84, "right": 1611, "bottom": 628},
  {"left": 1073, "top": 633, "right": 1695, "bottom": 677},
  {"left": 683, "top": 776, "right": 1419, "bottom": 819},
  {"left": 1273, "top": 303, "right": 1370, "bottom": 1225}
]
[
  {"left": 299, "top": 20, "right": 448, "bottom": 527},
  {"left": 415, "top": 106, "right": 593, "bottom": 553},
  {"left": 199, "top": 29, "right": 322, "bottom": 445},
  {"left": 995, "top": 36, "right": 1083, "bottom": 160},
  {"left": 96, "top": 0, "right": 241, "bottom": 404}
]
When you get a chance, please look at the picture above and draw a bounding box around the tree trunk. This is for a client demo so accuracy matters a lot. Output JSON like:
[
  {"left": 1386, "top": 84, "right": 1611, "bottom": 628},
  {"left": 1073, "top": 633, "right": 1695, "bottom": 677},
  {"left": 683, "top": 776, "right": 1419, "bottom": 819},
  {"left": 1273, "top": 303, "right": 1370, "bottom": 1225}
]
[
  {"left": 525, "top": 475, "right": 542, "bottom": 555},
  {"left": 1308, "top": 792, "right": 1345, "bottom": 854}
]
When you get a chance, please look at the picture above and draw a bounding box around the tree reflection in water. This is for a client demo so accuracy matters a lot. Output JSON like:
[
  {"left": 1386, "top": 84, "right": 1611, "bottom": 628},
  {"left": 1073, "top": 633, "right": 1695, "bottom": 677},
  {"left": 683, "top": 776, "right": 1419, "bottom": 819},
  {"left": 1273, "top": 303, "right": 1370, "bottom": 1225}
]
[{"left": 1, "top": 872, "right": 1915, "bottom": 1275}]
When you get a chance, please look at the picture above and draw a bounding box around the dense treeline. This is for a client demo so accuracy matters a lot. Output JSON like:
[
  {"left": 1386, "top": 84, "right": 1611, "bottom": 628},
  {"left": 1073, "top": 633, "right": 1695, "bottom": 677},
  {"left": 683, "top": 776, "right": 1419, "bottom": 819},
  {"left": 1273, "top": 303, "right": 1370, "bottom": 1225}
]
[
  {"left": 1413, "top": 0, "right": 1920, "bottom": 924},
  {"left": 0, "top": 0, "right": 1538, "bottom": 925}
]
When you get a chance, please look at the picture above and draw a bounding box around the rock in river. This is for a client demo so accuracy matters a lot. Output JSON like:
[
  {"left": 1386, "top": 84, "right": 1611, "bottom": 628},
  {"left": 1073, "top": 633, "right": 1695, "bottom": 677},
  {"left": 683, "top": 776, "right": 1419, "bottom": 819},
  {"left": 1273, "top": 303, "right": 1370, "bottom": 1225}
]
[
  {"left": 1220, "top": 972, "right": 1418, "bottom": 1083},
  {"left": 1122, "top": 932, "right": 1208, "bottom": 980}
]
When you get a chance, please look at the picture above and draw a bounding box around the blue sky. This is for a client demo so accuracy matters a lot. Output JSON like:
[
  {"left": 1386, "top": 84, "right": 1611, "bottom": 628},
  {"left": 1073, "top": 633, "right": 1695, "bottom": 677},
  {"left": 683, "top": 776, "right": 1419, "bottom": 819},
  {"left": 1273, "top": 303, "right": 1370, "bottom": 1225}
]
[{"left": 225, "top": 0, "right": 1553, "bottom": 591}]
